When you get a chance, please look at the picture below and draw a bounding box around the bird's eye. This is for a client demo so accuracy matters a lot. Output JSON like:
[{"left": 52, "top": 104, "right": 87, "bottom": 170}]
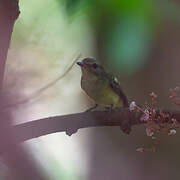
[{"left": 92, "top": 63, "right": 98, "bottom": 69}]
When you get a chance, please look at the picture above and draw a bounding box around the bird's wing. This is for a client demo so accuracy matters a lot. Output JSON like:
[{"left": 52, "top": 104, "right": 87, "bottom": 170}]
[{"left": 107, "top": 73, "right": 129, "bottom": 107}]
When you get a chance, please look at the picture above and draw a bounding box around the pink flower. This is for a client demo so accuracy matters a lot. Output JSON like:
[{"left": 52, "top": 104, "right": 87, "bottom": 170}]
[
  {"left": 146, "top": 127, "right": 154, "bottom": 136},
  {"left": 168, "top": 129, "right": 176, "bottom": 135},
  {"left": 136, "top": 147, "right": 145, "bottom": 152},
  {"left": 140, "top": 110, "right": 149, "bottom": 122},
  {"left": 150, "top": 92, "right": 157, "bottom": 98},
  {"left": 129, "top": 101, "right": 136, "bottom": 111}
]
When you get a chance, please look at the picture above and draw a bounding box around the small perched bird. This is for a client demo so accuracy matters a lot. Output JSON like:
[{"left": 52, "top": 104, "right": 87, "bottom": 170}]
[{"left": 77, "top": 58, "right": 129, "bottom": 109}]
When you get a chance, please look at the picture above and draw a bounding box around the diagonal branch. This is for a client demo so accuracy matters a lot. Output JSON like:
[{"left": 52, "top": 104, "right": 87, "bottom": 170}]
[{"left": 1, "top": 53, "right": 82, "bottom": 109}]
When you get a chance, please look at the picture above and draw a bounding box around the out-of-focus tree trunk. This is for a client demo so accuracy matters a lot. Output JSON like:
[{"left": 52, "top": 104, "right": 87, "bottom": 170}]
[
  {"left": 0, "top": 1, "right": 48, "bottom": 179},
  {"left": 0, "top": 0, "right": 19, "bottom": 90}
]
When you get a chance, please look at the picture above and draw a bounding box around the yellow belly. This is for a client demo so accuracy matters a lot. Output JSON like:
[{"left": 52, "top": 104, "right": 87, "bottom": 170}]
[
  {"left": 94, "top": 86, "right": 122, "bottom": 107},
  {"left": 81, "top": 77, "right": 122, "bottom": 107}
]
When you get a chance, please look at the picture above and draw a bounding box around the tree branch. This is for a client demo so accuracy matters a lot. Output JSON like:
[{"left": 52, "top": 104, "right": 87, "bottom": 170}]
[{"left": 12, "top": 108, "right": 180, "bottom": 143}]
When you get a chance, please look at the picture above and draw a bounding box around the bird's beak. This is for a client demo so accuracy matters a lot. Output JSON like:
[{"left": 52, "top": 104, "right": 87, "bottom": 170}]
[{"left": 77, "top": 61, "right": 83, "bottom": 67}]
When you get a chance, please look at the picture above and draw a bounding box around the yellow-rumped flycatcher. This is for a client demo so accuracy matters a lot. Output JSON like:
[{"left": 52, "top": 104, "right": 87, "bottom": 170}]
[{"left": 77, "top": 58, "right": 129, "bottom": 108}]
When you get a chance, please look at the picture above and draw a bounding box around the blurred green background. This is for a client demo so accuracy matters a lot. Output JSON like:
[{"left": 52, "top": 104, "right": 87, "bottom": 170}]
[{"left": 3, "top": 0, "right": 180, "bottom": 179}]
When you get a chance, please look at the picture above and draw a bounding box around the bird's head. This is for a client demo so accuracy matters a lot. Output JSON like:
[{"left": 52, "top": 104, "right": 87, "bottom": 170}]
[{"left": 77, "top": 58, "right": 104, "bottom": 77}]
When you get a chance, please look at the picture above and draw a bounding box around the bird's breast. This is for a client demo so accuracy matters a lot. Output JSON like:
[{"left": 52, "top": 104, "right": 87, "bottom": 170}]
[{"left": 81, "top": 76, "right": 122, "bottom": 107}]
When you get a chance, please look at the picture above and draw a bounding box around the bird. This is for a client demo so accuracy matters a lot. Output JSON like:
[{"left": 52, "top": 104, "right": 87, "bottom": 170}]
[{"left": 77, "top": 58, "right": 129, "bottom": 109}]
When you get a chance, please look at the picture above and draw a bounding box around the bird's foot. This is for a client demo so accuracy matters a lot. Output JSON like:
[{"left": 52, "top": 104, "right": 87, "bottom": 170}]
[
  {"left": 85, "top": 104, "right": 98, "bottom": 112},
  {"left": 120, "top": 111, "right": 132, "bottom": 134},
  {"left": 105, "top": 104, "right": 115, "bottom": 112}
]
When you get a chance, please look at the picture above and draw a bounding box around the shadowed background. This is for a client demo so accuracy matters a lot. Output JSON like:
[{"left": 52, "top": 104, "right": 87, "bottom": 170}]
[{"left": 2, "top": 0, "right": 180, "bottom": 179}]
